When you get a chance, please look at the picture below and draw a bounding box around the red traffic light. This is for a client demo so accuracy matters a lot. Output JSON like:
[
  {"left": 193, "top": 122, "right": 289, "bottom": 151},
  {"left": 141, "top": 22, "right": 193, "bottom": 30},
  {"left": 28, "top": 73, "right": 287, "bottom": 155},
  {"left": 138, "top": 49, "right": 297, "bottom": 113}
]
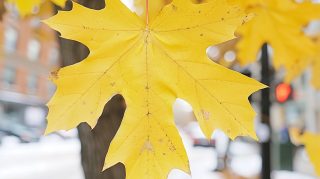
[{"left": 275, "top": 83, "right": 292, "bottom": 103}]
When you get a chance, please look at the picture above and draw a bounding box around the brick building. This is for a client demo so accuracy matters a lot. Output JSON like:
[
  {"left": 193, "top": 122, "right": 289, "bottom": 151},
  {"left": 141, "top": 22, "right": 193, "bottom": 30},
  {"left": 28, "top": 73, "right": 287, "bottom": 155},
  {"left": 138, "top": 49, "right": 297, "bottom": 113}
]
[{"left": 0, "top": 6, "right": 60, "bottom": 129}]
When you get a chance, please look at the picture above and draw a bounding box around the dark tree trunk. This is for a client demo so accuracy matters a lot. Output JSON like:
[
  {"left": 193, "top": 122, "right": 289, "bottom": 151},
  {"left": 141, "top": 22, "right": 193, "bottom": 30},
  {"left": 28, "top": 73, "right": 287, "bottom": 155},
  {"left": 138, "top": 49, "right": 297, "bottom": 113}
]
[
  {"left": 56, "top": 0, "right": 126, "bottom": 178},
  {"left": 77, "top": 95, "right": 126, "bottom": 179}
]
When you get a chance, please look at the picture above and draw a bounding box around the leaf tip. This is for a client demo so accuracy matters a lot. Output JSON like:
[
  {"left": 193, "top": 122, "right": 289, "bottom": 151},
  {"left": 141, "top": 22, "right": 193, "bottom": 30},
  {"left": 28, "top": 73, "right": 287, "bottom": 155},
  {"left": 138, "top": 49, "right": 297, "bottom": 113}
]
[
  {"left": 259, "top": 83, "right": 269, "bottom": 90},
  {"left": 41, "top": 16, "right": 55, "bottom": 28},
  {"left": 44, "top": 126, "right": 54, "bottom": 136},
  {"left": 102, "top": 160, "right": 117, "bottom": 172},
  {"left": 251, "top": 133, "right": 259, "bottom": 141}
]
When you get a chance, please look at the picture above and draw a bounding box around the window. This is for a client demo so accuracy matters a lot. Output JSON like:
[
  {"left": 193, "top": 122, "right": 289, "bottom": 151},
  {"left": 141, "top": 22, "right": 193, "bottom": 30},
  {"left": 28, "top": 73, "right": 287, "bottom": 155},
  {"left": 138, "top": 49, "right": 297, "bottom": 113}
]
[
  {"left": 48, "top": 48, "right": 60, "bottom": 66},
  {"left": 29, "top": 17, "right": 41, "bottom": 28},
  {"left": 27, "top": 39, "right": 41, "bottom": 61},
  {"left": 4, "top": 27, "right": 18, "bottom": 53},
  {"left": 2, "top": 66, "right": 16, "bottom": 87},
  {"left": 27, "top": 74, "right": 38, "bottom": 94}
]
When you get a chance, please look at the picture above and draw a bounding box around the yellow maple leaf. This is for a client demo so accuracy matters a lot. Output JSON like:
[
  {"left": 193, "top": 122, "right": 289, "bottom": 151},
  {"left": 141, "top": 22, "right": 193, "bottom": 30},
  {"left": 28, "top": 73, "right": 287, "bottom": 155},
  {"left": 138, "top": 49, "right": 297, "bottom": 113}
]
[
  {"left": 290, "top": 128, "right": 320, "bottom": 176},
  {"left": 6, "top": 0, "right": 66, "bottom": 16},
  {"left": 51, "top": 0, "right": 67, "bottom": 7},
  {"left": 286, "top": 35, "right": 320, "bottom": 89},
  {"left": 44, "top": 0, "right": 265, "bottom": 178},
  {"left": 235, "top": 0, "right": 320, "bottom": 80}
]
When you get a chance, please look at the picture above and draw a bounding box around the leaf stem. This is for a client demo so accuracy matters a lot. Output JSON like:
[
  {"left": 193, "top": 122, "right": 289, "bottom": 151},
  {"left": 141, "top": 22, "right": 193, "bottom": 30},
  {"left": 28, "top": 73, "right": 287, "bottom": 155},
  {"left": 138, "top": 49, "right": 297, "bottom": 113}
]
[{"left": 146, "top": 0, "right": 149, "bottom": 26}]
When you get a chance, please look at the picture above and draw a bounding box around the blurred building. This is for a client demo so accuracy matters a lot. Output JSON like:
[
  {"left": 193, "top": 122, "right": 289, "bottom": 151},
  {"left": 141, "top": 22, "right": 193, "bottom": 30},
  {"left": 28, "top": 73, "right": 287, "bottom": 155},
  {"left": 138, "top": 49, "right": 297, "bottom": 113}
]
[{"left": 0, "top": 6, "right": 60, "bottom": 131}]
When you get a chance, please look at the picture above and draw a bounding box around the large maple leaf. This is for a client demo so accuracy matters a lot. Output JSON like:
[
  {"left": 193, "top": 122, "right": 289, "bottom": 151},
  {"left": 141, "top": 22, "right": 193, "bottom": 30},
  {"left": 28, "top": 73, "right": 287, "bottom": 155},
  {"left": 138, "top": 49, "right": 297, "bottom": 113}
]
[
  {"left": 6, "top": 0, "right": 66, "bottom": 16},
  {"left": 234, "top": 0, "right": 320, "bottom": 81},
  {"left": 44, "top": 0, "right": 265, "bottom": 178}
]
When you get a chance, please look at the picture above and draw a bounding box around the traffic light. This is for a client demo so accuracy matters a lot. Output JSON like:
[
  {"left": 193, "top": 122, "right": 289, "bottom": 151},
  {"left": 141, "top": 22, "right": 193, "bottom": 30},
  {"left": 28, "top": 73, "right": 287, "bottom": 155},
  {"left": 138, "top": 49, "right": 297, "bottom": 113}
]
[{"left": 275, "top": 83, "right": 293, "bottom": 103}]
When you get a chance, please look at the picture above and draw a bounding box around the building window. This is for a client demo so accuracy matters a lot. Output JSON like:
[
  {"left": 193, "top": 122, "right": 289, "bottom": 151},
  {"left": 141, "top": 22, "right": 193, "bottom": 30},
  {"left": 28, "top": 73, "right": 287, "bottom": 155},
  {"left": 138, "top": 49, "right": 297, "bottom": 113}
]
[
  {"left": 4, "top": 27, "right": 18, "bottom": 53},
  {"left": 27, "top": 39, "right": 41, "bottom": 61},
  {"left": 29, "top": 17, "right": 41, "bottom": 28},
  {"left": 2, "top": 66, "right": 16, "bottom": 87},
  {"left": 27, "top": 74, "right": 38, "bottom": 94},
  {"left": 48, "top": 48, "right": 60, "bottom": 66}
]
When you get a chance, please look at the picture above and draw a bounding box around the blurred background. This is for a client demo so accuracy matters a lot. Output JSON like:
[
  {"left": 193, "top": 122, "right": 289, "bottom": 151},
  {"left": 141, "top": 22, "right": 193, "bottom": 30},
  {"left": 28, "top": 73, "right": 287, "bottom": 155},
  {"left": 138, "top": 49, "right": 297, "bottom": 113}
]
[{"left": 1, "top": 0, "right": 320, "bottom": 179}]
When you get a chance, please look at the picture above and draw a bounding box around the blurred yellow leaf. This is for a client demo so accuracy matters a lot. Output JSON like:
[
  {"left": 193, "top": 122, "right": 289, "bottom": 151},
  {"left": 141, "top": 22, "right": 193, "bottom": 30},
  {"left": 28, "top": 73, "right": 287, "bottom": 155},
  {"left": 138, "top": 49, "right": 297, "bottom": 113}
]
[
  {"left": 133, "top": 0, "right": 170, "bottom": 22},
  {"left": 31, "top": 2, "right": 57, "bottom": 42},
  {"left": 290, "top": 128, "right": 320, "bottom": 176},
  {"left": 286, "top": 35, "right": 320, "bottom": 89},
  {"left": 51, "top": 0, "right": 67, "bottom": 7},
  {"left": 7, "top": 0, "right": 66, "bottom": 16},
  {"left": 44, "top": 0, "right": 265, "bottom": 178},
  {"left": 7, "top": 0, "right": 42, "bottom": 16},
  {"left": 235, "top": 0, "right": 320, "bottom": 82}
]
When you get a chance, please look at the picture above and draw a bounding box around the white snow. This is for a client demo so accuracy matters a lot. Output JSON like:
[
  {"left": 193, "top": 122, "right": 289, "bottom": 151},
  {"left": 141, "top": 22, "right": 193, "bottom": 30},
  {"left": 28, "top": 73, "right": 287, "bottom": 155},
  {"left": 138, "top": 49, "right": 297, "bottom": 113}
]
[
  {"left": 0, "top": 131, "right": 317, "bottom": 179},
  {"left": 0, "top": 137, "right": 84, "bottom": 179}
]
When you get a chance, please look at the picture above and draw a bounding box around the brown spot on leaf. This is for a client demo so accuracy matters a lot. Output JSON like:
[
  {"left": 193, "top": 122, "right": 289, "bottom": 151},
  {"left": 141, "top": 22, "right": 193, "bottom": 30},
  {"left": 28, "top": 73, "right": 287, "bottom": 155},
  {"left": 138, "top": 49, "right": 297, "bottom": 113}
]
[
  {"left": 50, "top": 69, "right": 60, "bottom": 80},
  {"left": 142, "top": 140, "right": 153, "bottom": 152},
  {"left": 171, "top": 4, "right": 177, "bottom": 11},
  {"left": 169, "top": 145, "right": 176, "bottom": 151},
  {"left": 201, "top": 110, "right": 211, "bottom": 120},
  {"left": 146, "top": 111, "right": 151, "bottom": 116},
  {"left": 227, "top": 128, "right": 231, "bottom": 134}
]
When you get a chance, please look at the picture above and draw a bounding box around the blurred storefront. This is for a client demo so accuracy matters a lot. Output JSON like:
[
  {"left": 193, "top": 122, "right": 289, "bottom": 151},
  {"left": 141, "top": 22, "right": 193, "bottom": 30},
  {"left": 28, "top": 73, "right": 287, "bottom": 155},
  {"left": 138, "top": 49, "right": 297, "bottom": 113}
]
[{"left": 0, "top": 6, "right": 60, "bottom": 143}]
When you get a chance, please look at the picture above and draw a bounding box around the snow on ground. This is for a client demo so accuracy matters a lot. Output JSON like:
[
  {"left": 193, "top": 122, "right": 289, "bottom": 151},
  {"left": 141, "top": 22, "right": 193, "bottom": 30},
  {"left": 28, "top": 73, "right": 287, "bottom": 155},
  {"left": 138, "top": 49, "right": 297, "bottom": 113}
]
[
  {"left": 0, "top": 135, "right": 84, "bottom": 179},
  {"left": 168, "top": 129, "right": 223, "bottom": 179},
  {"left": 0, "top": 131, "right": 317, "bottom": 179},
  {"left": 272, "top": 171, "right": 316, "bottom": 179}
]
